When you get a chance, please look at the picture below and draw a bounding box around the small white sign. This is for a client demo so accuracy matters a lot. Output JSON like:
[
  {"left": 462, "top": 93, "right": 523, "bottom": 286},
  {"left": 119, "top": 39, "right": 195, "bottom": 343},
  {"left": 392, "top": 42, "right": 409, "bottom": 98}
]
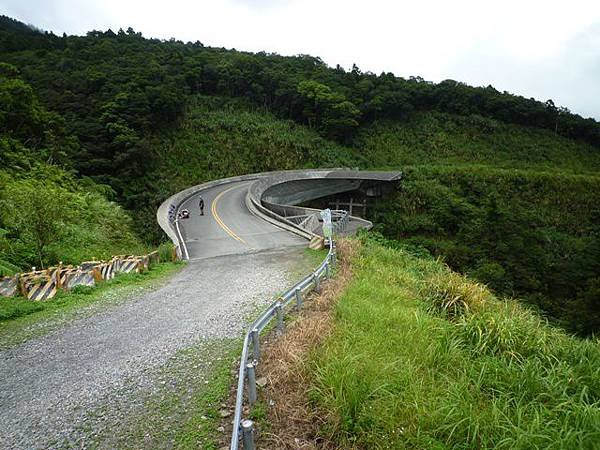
[{"left": 320, "top": 208, "right": 333, "bottom": 238}]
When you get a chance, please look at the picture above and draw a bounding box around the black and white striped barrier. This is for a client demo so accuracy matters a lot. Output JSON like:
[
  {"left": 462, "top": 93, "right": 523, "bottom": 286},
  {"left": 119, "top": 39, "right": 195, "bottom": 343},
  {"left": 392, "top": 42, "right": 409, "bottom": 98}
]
[
  {"left": 115, "top": 258, "right": 142, "bottom": 274},
  {"left": 97, "top": 262, "right": 115, "bottom": 281},
  {"left": 21, "top": 273, "right": 57, "bottom": 301},
  {"left": 64, "top": 269, "right": 96, "bottom": 290},
  {"left": 1, "top": 250, "right": 161, "bottom": 301},
  {"left": 0, "top": 276, "right": 18, "bottom": 297}
]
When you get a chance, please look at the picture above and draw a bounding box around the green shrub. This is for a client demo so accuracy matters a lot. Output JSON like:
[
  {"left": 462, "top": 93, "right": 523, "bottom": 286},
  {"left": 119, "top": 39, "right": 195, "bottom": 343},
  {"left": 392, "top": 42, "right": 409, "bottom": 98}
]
[
  {"left": 0, "top": 297, "right": 45, "bottom": 322},
  {"left": 157, "top": 241, "right": 175, "bottom": 263},
  {"left": 420, "top": 268, "right": 492, "bottom": 319},
  {"left": 0, "top": 165, "right": 146, "bottom": 270},
  {"left": 70, "top": 285, "right": 95, "bottom": 295}
]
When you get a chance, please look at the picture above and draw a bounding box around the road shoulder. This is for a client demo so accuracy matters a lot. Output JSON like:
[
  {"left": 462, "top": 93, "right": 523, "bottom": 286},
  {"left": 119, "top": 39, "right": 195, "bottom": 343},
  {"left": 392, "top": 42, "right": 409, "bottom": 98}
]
[{"left": 0, "top": 262, "right": 183, "bottom": 351}]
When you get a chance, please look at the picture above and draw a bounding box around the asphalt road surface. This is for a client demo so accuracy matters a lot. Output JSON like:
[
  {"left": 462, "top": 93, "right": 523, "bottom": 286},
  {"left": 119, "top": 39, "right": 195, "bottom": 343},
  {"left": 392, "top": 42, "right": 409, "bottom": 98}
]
[
  {"left": 0, "top": 181, "right": 308, "bottom": 449},
  {"left": 177, "top": 180, "right": 304, "bottom": 259}
]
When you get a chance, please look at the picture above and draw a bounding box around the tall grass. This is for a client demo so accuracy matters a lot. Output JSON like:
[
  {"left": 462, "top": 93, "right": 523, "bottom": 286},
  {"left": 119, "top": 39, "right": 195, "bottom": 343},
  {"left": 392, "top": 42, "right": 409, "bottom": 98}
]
[
  {"left": 309, "top": 237, "right": 600, "bottom": 449},
  {"left": 355, "top": 111, "right": 600, "bottom": 174},
  {"left": 152, "top": 95, "right": 363, "bottom": 195}
]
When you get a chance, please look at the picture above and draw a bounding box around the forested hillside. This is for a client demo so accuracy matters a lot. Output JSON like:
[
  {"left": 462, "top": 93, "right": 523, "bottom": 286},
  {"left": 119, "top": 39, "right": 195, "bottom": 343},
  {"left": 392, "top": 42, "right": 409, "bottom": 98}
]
[
  {"left": 359, "top": 114, "right": 600, "bottom": 335},
  {"left": 0, "top": 16, "right": 598, "bottom": 335},
  {"left": 0, "top": 63, "right": 145, "bottom": 274}
]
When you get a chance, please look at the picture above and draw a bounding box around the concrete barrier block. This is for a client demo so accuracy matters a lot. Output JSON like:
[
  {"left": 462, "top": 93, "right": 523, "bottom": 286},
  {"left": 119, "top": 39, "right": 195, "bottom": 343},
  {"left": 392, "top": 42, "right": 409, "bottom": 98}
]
[{"left": 0, "top": 276, "right": 18, "bottom": 298}]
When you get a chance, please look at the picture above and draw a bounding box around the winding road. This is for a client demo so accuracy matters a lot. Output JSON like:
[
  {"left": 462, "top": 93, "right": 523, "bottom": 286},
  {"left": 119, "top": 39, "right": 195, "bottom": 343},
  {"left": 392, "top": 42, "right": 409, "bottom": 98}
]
[
  {"left": 177, "top": 181, "right": 304, "bottom": 260},
  {"left": 0, "top": 181, "right": 307, "bottom": 449}
]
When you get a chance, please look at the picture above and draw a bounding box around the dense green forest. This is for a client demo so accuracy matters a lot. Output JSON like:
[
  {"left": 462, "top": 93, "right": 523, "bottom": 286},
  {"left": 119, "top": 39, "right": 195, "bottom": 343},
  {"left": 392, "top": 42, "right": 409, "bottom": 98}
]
[
  {"left": 0, "top": 16, "right": 598, "bottom": 335},
  {"left": 359, "top": 115, "right": 600, "bottom": 335},
  {"left": 0, "top": 62, "right": 146, "bottom": 273}
]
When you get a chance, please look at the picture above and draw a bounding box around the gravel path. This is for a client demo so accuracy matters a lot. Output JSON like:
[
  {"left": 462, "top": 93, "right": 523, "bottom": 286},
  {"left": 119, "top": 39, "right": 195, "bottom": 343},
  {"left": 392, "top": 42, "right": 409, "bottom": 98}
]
[{"left": 0, "top": 247, "right": 308, "bottom": 449}]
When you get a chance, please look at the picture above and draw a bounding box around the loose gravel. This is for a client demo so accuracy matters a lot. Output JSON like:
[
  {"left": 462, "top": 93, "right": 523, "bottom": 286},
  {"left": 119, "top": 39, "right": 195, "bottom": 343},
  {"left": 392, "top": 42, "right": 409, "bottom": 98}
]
[{"left": 0, "top": 247, "right": 310, "bottom": 449}]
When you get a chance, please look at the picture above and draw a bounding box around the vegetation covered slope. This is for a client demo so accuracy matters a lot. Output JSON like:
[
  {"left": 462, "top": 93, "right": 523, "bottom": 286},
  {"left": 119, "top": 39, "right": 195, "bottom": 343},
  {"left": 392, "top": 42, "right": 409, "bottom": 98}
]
[
  {"left": 357, "top": 113, "right": 600, "bottom": 335},
  {"left": 355, "top": 112, "right": 600, "bottom": 173},
  {"left": 0, "top": 65, "right": 145, "bottom": 273},
  {"left": 0, "top": 16, "right": 598, "bottom": 335},
  {"left": 308, "top": 235, "right": 600, "bottom": 449},
  {"left": 151, "top": 95, "right": 361, "bottom": 194}
]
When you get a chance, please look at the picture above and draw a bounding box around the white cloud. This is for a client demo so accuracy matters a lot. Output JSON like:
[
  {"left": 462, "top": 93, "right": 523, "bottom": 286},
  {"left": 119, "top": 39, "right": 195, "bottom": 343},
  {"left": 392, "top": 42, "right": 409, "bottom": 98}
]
[{"left": 2, "top": 0, "right": 600, "bottom": 118}]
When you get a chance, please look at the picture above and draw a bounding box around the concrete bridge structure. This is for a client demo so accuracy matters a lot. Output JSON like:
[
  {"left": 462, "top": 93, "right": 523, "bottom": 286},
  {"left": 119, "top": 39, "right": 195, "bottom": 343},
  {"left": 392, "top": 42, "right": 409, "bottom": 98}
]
[{"left": 157, "top": 169, "right": 402, "bottom": 260}]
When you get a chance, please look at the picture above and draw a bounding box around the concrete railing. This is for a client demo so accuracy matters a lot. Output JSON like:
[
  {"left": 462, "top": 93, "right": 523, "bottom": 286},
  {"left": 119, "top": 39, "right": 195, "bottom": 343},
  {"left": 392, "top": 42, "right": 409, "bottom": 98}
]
[
  {"left": 157, "top": 170, "right": 401, "bottom": 250},
  {"left": 156, "top": 169, "right": 343, "bottom": 258}
]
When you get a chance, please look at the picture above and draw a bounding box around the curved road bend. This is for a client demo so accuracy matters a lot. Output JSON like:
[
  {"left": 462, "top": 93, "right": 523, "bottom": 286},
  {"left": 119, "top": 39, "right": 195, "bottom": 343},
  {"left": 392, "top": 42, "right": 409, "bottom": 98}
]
[
  {"left": 0, "top": 181, "right": 306, "bottom": 449},
  {"left": 178, "top": 180, "right": 304, "bottom": 259}
]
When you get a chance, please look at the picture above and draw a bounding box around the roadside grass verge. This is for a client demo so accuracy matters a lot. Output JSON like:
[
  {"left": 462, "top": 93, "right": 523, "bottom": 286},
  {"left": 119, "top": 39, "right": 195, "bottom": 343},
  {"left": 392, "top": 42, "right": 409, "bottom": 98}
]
[
  {"left": 0, "top": 262, "right": 183, "bottom": 349},
  {"left": 245, "top": 239, "right": 358, "bottom": 449},
  {"left": 307, "top": 236, "right": 600, "bottom": 449},
  {"left": 172, "top": 340, "right": 240, "bottom": 450}
]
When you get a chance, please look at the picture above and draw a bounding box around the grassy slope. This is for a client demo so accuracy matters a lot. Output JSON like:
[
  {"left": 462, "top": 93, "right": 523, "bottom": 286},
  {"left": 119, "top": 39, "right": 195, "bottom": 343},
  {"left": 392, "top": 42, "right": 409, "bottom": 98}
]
[
  {"left": 354, "top": 111, "right": 600, "bottom": 334},
  {"left": 309, "top": 237, "right": 600, "bottom": 449},
  {"left": 152, "top": 95, "right": 363, "bottom": 196},
  {"left": 354, "top": 112, "right": 600, "bottom": 174}
]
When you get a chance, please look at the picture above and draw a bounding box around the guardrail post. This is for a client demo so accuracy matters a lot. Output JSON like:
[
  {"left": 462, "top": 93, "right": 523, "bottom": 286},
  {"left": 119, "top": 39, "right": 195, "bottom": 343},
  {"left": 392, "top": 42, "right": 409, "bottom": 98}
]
[
  {"left": 246, "top": 361, "right": 258, "bottom": 405},
  {"left": 314, "top": 273, "right": 321, "bottom": 294},
  {"left": 241, "top": 419, "right": 256, "bottom": 450},
  {"left": 330, "top": 246, "right": 337, "bottom": 268},
  {"left": 295, "top": 288, "right": 303, "bottom": 310},
  {"left": 251, "top": 328, "right": 260, "bottom": 361},
  {"left": 276, "top": 302, "right": 284, "bottom": 334},
  {"left": 325, "top": 262, "right": 331, "bottom": 279}
]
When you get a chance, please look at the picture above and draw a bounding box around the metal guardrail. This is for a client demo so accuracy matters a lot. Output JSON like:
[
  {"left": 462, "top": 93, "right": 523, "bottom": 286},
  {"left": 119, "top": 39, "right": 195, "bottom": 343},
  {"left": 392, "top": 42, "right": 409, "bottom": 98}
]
[
  {"left": 285, "top": 209, "right": 349, "bottom": 236},
  {"left": 230, "top": 213, "right": 347, "bottom": 450},
  {"left": 331, "top": 210, "right": 349, "bottom": 234}
]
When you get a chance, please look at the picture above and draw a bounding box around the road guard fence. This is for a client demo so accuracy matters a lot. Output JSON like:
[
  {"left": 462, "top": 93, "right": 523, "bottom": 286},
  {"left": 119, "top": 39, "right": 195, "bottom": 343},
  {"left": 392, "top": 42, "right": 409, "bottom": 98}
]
[
  {"left": 0, "top": 251, "right": 161, "bottom": 302},
  {"left": 230, "top": 212, "right": 348, "bottom": 450}
]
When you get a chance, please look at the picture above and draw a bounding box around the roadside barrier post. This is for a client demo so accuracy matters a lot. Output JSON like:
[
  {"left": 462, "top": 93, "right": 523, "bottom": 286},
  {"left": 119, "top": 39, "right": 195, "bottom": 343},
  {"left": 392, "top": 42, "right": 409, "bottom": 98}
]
[
  {"left": 241, "top": 419, "right": 256, "bottom": 450},
  {"left": 276, "top": 303, "right": 284, "bottom": 334},
  {"left": 251, "top": 328, "right": 260, "bottom": 361},
  {"left": 229, "top": 212, "right": 343, "bottom": 450},
  {"left": 246, "top": 362, "right": 257, "bottom": 405},
  {"left": 295, "top": 288, "right": 302, "bottom": 310}
]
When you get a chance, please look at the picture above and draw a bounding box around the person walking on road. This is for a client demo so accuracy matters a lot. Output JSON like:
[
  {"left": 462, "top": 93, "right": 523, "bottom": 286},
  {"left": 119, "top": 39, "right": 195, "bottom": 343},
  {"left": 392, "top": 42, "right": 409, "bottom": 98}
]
[{"left": 198, "top": 196, "right": 205, "bottom": 216}]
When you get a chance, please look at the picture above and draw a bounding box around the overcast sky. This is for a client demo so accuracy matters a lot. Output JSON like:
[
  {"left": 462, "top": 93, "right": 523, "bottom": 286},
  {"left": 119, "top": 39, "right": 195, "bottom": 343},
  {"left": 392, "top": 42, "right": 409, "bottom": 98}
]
[{"left": 3, "top": 0, "right": 600, "bottom": 119}]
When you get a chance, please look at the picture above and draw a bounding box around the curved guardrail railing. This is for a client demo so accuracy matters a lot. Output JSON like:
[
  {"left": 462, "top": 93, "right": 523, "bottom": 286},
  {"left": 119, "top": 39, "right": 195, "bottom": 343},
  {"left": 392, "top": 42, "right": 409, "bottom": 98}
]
[{"left": 230, "top": 219, "right": 346, "bottom": 450}]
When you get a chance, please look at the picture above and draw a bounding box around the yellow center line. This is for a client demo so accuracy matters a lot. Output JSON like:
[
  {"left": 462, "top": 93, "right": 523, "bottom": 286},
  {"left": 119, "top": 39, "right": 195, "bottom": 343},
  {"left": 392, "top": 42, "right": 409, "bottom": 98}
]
[{"left": 211, "top": 185, "right": 251, "bottom": 246}]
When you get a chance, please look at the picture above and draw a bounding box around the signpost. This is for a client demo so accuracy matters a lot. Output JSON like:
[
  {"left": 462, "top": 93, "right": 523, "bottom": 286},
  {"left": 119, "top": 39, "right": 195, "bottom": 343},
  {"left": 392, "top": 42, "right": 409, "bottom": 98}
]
[{"left": 321, "top": 208, "right": 332, "bottom": 238}]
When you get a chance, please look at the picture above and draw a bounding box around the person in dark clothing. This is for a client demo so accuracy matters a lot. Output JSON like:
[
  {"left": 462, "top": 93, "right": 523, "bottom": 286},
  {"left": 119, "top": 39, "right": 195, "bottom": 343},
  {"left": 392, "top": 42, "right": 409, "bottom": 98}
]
[{"left": 198, "top": 196, "right": 205, "bottom": 216}]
